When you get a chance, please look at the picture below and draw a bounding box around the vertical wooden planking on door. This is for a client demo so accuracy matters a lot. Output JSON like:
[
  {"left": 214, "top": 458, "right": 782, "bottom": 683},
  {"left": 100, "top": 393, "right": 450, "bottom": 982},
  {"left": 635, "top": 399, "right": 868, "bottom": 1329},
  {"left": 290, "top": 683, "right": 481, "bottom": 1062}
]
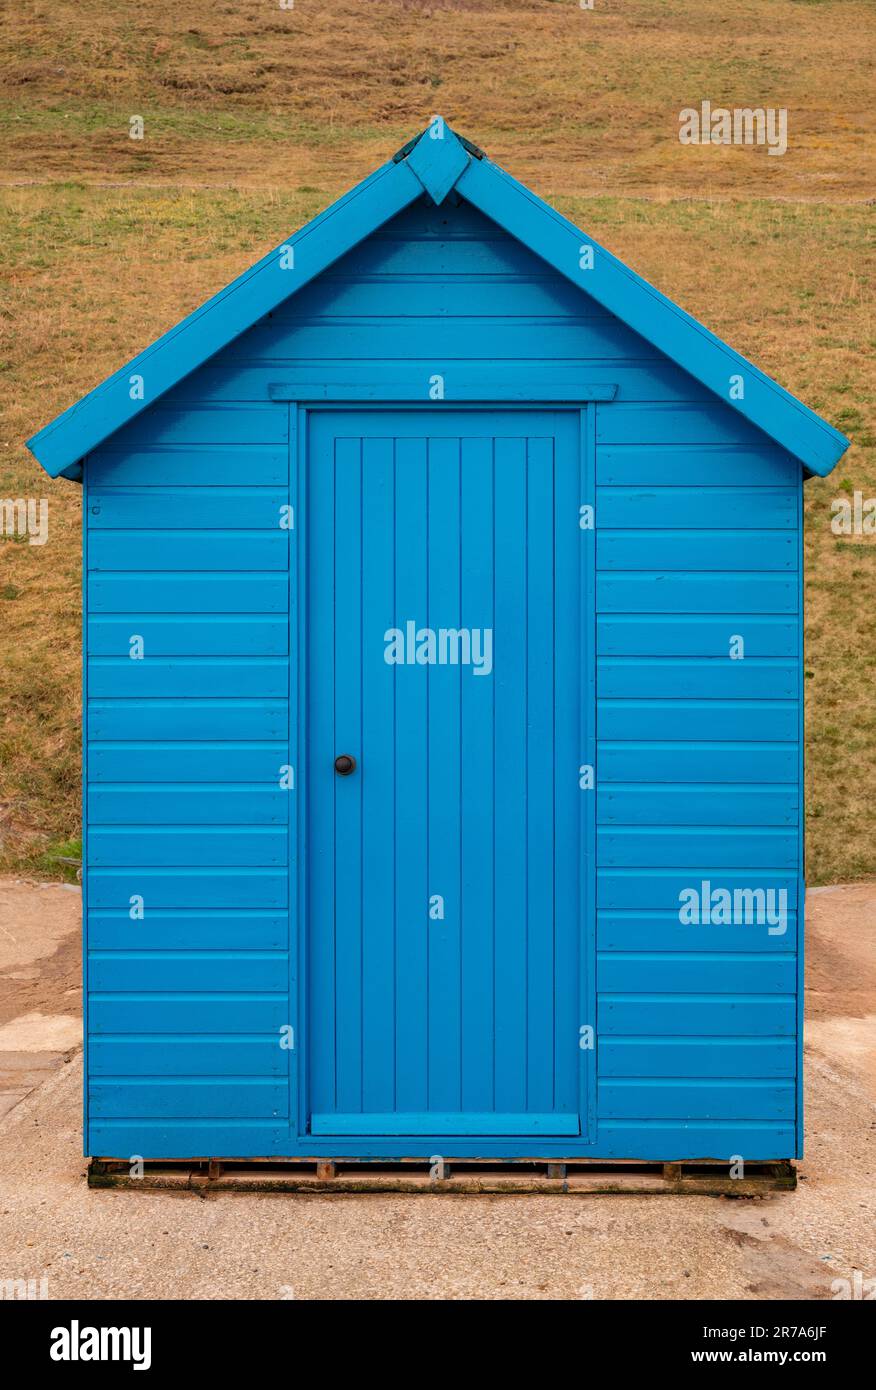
[
  {"left": 460, "top": 436, "right": 496, "bottom": 1112},
  {"left": 426, "top": 436, "right": 462, "bottom": 1112},
  {"left": 493, "top": 435, "right": 528, "bottom": 1114},
  {"left": 361, "top": 435, "right": 396, "bottom": 1113},
  {"left": 525, "top": 435, "right": 557, "bottom": 1113},
  {"left": 307, "top": 417, "right": 337, "bottom": 1113},
  {"left": 333, "top": 436, "right": 364, "bottom": 1113},
  {"left": 554, "top": 416, "right": 583, "bottom": 1123},
  {"left": 394, "top": 436, "right": 430, "bottom": 1112}
]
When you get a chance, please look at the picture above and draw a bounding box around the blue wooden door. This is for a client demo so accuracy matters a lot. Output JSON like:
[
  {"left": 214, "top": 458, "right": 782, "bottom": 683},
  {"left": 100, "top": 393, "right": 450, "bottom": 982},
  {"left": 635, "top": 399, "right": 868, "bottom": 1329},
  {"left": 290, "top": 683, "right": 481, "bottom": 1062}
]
[{"left": 305, "top": 408, "right": 591, "bottom": 1141}]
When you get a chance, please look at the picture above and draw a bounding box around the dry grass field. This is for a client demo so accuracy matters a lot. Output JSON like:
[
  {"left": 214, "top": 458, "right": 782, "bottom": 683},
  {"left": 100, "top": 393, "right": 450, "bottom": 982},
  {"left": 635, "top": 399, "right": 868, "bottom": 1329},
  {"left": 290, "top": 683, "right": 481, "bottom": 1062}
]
[{"left": 0, "top": 0, "right": 873, "bottom": 882}]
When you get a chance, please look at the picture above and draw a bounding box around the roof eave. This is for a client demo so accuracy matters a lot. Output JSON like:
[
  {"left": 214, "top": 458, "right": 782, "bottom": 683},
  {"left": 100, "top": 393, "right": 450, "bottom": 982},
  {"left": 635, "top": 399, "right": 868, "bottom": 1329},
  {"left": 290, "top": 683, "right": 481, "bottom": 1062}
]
[
  {"left": 26, "top": 154, "right": 425, "bottom": 478},
  {"left": 454, "top": 156, "right": 850, "bottom": 476}
]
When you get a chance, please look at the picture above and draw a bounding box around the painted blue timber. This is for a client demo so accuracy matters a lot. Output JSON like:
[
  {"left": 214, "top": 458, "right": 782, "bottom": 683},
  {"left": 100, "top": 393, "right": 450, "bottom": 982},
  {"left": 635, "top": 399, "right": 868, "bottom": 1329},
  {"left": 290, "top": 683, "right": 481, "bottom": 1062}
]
[
  {"left": 25, "top": 121, "right": 849, "bottom": 1165},
  {"left": 305, "top": 410, "right": 590, "bottom": 1140}
]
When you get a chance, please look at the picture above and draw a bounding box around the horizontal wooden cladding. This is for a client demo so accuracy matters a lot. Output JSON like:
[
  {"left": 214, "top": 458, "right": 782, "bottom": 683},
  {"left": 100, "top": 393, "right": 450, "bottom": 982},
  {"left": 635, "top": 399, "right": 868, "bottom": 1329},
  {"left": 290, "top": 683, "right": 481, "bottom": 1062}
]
[
  {"left": 88, "top": 659, "right": 288, "bottom": 698},
  {"left": 597, "top": 784, "right": 798, "bottom": 826},
  {"left": 597, "top": 532, "right": 795, "bottom": 571},
  {"left": 89, "top": 994, "right": 290, "bottom": 1031},
  {"left": 215, "top": 318, "right": 655, "bottom": 363},
  {"left": 599, "top": 995, "right": 795, "bottom": 1035},
  {"left": 89, "top": 1036, "right": 286, "bottom": 1076},
  {"left": 89, "top": 785, "right": 288, "bottom": 825},
  {"left": 274, "top": 274, "right": 615, "bottom": 320},
  {"left": 85, "top": 1118, "right": 793, "bottom": 1161},
  {"left": 88, "top": 911, "right": 287, "bottom": 951},
  {"left": 91, "top": 404, "right": 287, "bottom": 451},
  {"left": 597, "top": 444, "right": 798, "bottom": 487},
  {"left": 598, "top": 1079, "right": 794, "bottom": 1121},
  {"left": 597, "top": 487, "right": 796, "bottom": 530},
  {"left": 597, "top": 871, "right": 798, "bottom": 911},
  {"left": 88, "top": 950, "right": 287, "bottom": 992},
  {"left": 597, "top": 911, "right": 798, "bottom": 952},
  {"left": 88, "top": 701, "right": 286, "bottom": 741},
  {"left": 597, "top": 952, "right": 796, "bottom": 993},
  {"left": 368, "top": 202, "right": 512, "bottom": 238},
  {"left": 89, "top": 1079, "right": 288, "bottom": 1120},
  {"left": 89, "top": 574, "right": 288, "bottom": 614},
  {"left": 88, "top": 445, "right": 288, "bottom": 488},
  {"left": 597, "top": 616, "right": 797, "bottom": 658},
  {"left": 88, "top": 617, "right": 287, "bottom": 658},
  {"left": 597, "top": 402, "right": 768, "bottom": 447},
  {"left": 88, "top": 617, "right": 287, "bottom": 657},
  {"left": 89, "top": 744, "right": 285, "bottom": 781},
  {"left": 600, "top": 1037, "right": 796, "bottom": 1078},
  {"left": 88, "top": 1120, "right": 289, "bottom": 1158},
  {"left": 598, "top": 742, "right": 797, "bottom": 782},
  {"left": 167, "top": 362, "right": 708, "bottom": 406},
  {"left": 88, "top": 827, "right": 287, "bottom": 868},
  {"left": 598, "top": 700, "right": 797, "bottom": 741},
  {"left": 598, "top": 658, "right": 797, "bottom": 699},
  {"left": 88, "top": 869, "right": 288, "bottom": 909},
  {"left": 88, "top": 532, "right": 288, "bottom": 571},
  {"left": 597, "top": 573, "right": 797, "bottom": 614},
  {"left": 88, "top": 489, "right": 286, "bottom": 529},
  {"left": 293, "top": 233, "right": 577, "bottom": 279},
  {"left": 597, "top": 827, "right": 797, "bottom": 868}
]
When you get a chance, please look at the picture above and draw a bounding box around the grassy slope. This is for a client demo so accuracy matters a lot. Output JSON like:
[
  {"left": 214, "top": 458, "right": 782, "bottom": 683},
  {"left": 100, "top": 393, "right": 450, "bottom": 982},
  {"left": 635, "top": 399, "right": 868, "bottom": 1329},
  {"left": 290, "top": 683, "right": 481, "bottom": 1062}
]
[{"left": 0, "top": 0, "right": 873, "bottom": 882}]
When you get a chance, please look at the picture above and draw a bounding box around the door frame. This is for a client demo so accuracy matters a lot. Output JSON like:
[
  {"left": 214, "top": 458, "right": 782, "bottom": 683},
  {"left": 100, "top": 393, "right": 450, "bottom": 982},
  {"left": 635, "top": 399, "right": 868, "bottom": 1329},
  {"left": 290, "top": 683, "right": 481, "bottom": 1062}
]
[{"left": 285, "top": 392, "right": 603, "bottom": 1155}]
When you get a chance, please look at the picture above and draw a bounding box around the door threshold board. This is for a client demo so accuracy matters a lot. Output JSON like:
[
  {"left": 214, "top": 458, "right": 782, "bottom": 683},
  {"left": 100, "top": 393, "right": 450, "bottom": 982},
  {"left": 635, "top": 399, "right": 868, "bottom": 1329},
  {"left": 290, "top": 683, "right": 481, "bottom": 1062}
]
[{"left": 310, "top": 1112, "right": 581, "bottom": 1137}]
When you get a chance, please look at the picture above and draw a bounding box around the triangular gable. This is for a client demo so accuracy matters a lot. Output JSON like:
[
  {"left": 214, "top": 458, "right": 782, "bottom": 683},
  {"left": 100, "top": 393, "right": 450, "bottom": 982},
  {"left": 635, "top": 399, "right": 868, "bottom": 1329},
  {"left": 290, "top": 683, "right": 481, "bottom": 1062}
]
[{"left": 26, "top": 119, "right": 849, "bottom": 479}]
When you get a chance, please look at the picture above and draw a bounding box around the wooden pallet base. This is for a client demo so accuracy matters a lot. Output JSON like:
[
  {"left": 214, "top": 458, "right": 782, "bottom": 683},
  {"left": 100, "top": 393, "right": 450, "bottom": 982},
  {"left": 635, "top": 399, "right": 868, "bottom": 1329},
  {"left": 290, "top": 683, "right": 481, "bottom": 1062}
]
[{"left": 88, "top": 1156, "right": 795, "bottom": 1196}]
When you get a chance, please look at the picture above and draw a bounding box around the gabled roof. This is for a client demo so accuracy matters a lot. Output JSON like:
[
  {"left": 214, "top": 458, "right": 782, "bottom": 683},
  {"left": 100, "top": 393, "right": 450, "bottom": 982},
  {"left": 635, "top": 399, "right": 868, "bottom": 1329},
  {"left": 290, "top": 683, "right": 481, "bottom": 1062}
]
[{"left": 27, "top": 119, "right": 849, "bottom": 480}]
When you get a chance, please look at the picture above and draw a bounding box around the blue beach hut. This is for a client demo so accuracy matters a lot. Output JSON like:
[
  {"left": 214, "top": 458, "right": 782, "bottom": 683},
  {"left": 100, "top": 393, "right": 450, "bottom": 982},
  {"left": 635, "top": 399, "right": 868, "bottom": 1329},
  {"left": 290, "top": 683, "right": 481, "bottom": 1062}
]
[{"left": 27, "top": 121, "right": 848, "bottom": 1173}]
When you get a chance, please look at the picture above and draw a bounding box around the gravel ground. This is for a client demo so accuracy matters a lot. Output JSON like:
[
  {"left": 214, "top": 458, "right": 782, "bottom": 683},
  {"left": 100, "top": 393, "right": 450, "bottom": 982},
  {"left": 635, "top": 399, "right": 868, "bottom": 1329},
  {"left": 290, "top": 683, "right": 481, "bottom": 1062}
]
[{"left": 0, "top": 879, "right": 872, "bottom": 1300}]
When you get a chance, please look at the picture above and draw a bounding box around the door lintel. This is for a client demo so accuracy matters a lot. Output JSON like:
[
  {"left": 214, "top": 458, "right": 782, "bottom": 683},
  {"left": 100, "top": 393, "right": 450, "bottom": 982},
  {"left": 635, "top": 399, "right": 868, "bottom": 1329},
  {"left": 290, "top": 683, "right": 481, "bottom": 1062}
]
[{"left": 269, "top": 383, "right": 617, "bottom": 403}]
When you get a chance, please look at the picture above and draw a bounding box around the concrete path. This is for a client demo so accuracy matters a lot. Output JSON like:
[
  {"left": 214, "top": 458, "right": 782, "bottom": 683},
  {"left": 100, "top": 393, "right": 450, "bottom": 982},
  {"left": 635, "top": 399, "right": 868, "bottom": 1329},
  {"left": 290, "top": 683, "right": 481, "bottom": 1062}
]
[{"left": 0, "top": 879, "right": 81, "bottom": 1121}]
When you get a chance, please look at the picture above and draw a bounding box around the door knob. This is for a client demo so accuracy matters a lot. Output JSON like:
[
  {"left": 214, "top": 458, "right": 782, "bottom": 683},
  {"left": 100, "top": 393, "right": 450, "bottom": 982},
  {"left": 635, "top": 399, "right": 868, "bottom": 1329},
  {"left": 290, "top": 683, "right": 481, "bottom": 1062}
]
[{"left": 334, "top": 754, "right": 356, "bottom": 776}]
